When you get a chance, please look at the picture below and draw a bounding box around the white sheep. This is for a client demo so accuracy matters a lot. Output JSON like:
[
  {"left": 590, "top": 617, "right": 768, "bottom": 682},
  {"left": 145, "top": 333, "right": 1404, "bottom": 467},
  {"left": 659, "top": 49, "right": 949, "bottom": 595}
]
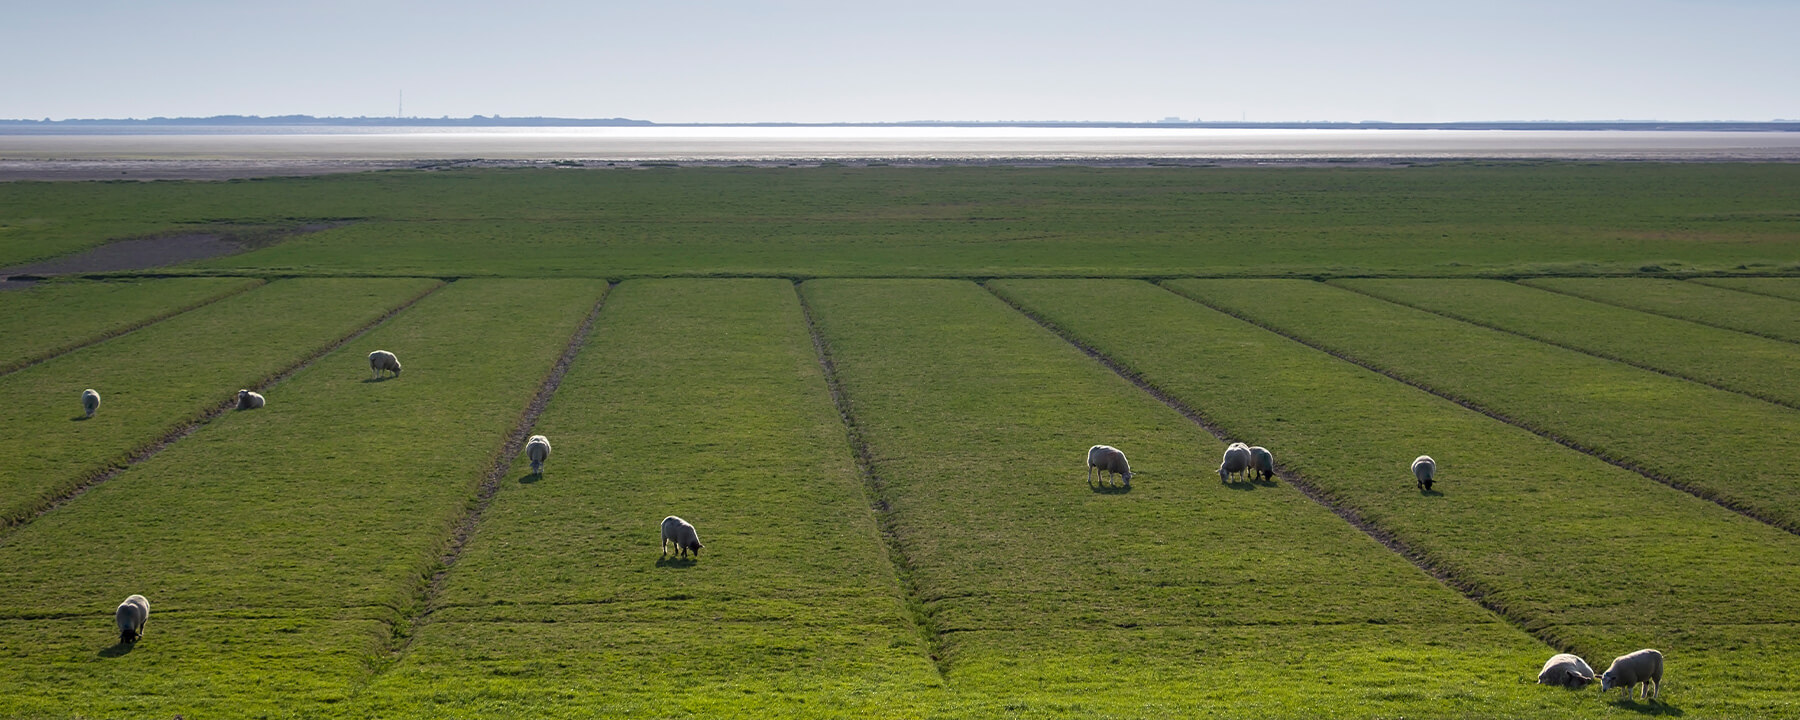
[
  {"left": 1219, "top": 442, "right": 1251, "bottom": 483},
  {"left": 1247, "top": 445, "right": 1274, "bottom": 482},
  {"left": 368, "top": 350, "right": 402, "bottom": 380},
  {"left": 525, "top": 435, "right": 551, "bottom": 474},
  {"left": 1600, "top": 649, "right": 1664, "bottom": 701},
  {"left": 661, "top": 515, "right": 703, "bottom": 559},
  {"left": 1537, "top": 652, "right": 1596, "bottom": 689},
  {"left": 1086, "top": 444, "right": 1132, "bottom": 487},
  {"left": 82, "top": 389, "right": 101, "bottom": 418},
  {"left": 236, "top": 389, "right": 265, "bottom": 410},
  {"left": 115, "top": 594, "right": 149, "bottom": 644},
  {"left": 1412, "top": 455, "right": 1436, "bottom": 491}
]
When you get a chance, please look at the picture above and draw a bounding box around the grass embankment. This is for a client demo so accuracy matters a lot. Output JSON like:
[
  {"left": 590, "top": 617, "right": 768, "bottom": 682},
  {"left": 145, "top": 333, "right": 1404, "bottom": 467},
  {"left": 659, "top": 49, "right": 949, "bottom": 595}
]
[
  {"left": 1523, "top": 278, "right": 1800, "bottom": 344},
  {"left": 1335, "top": 279, "right": 1800, "bottom": 408},
  {"left": 1691, "top": 277, "right": 1800, "bottom": 302},
  {"left": 992, "top": 279, "right": 1800, "bottom": 719},
  {"left": 350, "top": 279, "right": 943, "bottom": 718},
  {"left": 1169, "top": 279, "right": 1800, "bottom": 532},
  {"left": 801, "top": 279, "right": 1557, "bottom": 719},
  {"left": 0, "top": 279, "right": 605, "bottom": 718},
  {"left": 0, "top": 278, "right": 441, "bottom": 526},
  {"left": 6, "top": 164, "right": 1799, "bottom": 277},
  {"left": 0, "top": 277, "right": 261, "bottom": 375}
]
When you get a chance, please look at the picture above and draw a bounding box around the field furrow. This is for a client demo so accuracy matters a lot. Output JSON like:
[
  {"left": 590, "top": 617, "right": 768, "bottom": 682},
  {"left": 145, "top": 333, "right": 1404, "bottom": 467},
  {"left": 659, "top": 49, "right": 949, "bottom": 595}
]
[
  {"left": 1690, "top": 277, "right": 1800, "bottom": 303},
  {"left": 1168, "top": 279, "right": 1800, "bottom": 532},
  {"left": 1522, "top": 278, "right": 1800, "bottom": 344},
  {"left": 801, "top": 279, "right": 1559, "bottom": 718},
  {"left": 0, "top": 277, "right": 263, "bottom": 375},
  {"left": 0, "top": 277, "right": 442, "bottom": 526},
  {"left": 0, "top": 279, "right": 605, "bottom": 718},
  {"left": 347, "top": 279, "right": 942, "bottom": 718},
  {"left": 993, "top": 278, "right": 1800, "bottom": 718},
  {"left": 1335, "top": 279, "right": 1800, "bottom": 409}
]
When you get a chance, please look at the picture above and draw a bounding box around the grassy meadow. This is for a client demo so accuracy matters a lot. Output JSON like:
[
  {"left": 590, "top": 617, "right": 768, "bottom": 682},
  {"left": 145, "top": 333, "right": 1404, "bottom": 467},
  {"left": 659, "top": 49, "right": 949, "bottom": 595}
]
[{"left": 2, "top": 164, "right": 1799, "bottom": 718}]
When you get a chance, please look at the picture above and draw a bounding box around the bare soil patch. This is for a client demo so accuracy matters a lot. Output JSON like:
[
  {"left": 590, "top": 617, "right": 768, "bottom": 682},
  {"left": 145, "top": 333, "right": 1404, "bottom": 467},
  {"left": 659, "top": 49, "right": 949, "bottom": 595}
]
[{"left": 0, "top": 222, "right": 351, "bottom": 279}]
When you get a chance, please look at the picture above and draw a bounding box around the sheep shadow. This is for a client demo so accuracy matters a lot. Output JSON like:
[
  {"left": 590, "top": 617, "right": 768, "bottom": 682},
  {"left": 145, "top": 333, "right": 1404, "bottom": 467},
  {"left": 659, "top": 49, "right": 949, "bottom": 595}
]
[
  {"left": 98, "top": 642, "right": 136, "bottom": 658},
  {"left": 361, "top": 377, "right": 394, "bottom": 384},
  {"left": 1610, "top": 698, "right": 1682, "bottom": 716},
  {"left": 1221, "top": 479, "right": 1260, "bottom": 492},
  {"left": 1087, "top": 481, "right": 1132, "bottom": 495},
  {"left": 519, "top": 472, "right": 544, "bottom": 485},
  {"left": 655, "top": 556, "right": 698, "bottom": 569},
  {"left": 1418, "top": 487, "right": 1445, "bottom": 497},
  {"left": 71, "top": 415, "right": 91, "bottom": 422}
]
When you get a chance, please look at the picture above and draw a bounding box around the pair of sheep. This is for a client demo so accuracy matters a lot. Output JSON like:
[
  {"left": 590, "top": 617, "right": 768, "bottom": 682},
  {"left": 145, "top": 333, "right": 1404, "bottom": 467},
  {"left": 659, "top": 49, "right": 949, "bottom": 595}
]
[
  {"left": 1219, "top": 443, "right": 1275, "bottom": 483},
  {"left": 1538, "top": 649, "right": 1664, "bottom": 701}
]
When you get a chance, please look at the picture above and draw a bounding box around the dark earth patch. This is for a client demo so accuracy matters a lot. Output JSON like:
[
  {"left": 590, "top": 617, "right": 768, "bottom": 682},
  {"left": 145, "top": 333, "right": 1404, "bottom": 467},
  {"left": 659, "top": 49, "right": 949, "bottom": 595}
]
[{"left": 0, "top": 222, "right": 351, "bottom": 281}]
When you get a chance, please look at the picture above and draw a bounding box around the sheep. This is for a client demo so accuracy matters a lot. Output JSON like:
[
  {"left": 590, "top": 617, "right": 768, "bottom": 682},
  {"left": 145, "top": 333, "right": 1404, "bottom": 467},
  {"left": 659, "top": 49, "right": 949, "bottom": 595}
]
[
  {"left": 1412, "top": 455, "right": 1436, "bottom": 491},
  {"left": 1086, "top": 444, "right": 1132, "bottom": 487},
  {"left": 236, "top": 389, "right": 265, "bottom": 410},
  {"left": 1218, "top": 442, "right": 1251, "bottom": 483},
  {"left": 1537, "top": 652, "right": 1597, "bottom": 689},
  {"left": 660, "top": 515, "right": 703, "bottom": 559},
  {"left": 525, "top": 435, "right": 551, "bottom": 474},
  {"left": 82, "top": 389, "right": 101, "bottom": 418},
  {"left": 1247, "top": 445, "right": 1274, "bottom": 482},
  {"left": 114, "top": 594, "right": 149, "bottom": 644},
  {"left": 368, "top": 350, "right": 402, "bottom": 380},
  {"left": 1600, "top": 649, "right": 1664, "bottom": 702}
]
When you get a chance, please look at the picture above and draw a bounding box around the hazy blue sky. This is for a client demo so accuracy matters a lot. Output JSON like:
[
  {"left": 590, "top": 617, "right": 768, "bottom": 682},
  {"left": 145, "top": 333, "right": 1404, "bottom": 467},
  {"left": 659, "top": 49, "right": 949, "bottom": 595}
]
[{"left": 5, "top": 0, "right": 1795, "bottom": 123}]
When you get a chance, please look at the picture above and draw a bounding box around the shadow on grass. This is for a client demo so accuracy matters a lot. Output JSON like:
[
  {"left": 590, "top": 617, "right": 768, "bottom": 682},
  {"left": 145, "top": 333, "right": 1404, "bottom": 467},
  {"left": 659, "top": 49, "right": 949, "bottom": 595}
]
[
  {"left": 519, "top": 472, "right": 543, "bottom": 485},
  {"left": 1087, "top": 480, "right": 1132, "bottom": 495},
  {"left": 71, "top": 415, "right": 91, "bottom": 422},
  {"left": 1609, "top": 698, "right": 1682, "bottom": 716},
  {"left": 1419, "top": 488, "right": 1445, "bottom": 497},
  {"left": 97, "top": 641, "right": 135, "bottom": 658},
  {"left": 1221, "top": 479, "right": 1261, "bottom": 491},
  {"left": 655, "top": 557, "right": 699, "bottom": 569},
  {"left": 361, "top": 377, "right": 395, "bottom": 384}
]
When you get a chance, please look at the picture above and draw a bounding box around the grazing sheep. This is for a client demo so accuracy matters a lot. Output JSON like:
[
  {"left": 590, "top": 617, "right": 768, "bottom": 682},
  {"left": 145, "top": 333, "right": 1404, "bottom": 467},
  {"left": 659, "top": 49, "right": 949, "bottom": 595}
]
[
  {"left": 114, "top": 594, "right": 149, "bottom": 644},
  {"left": 1412, "top": 455, "right": 1436, "bottom": 492},
  {"left": 82, "top": 389, "right": 101, "bottom": 418},
  {"left": 525, "top": 435, "right": 551, "bottom": 474},
  {"left": 368, "top": 350, "right": 402, "bottom": 379},
  {"left": 1537, "top": 652, "right": 1597, "bottom": 689},
  {"left": 236, "top": 389, "right": 265, "bottom": 410},
  {"left": 1247, "top": 445, "right": 1275, "bottom": 482},
  {"left": 1086, "top": 444, "right": 1132, "bottom": 487},
  {"left": 660, "top": 515, "right": 703, "bottom": 559},
  {"left": 1219, "top": 442, "right": 1251, "bottom": 483},
  {"left": 1601, "top": 649, "right": 1664, "bottom": 702}
]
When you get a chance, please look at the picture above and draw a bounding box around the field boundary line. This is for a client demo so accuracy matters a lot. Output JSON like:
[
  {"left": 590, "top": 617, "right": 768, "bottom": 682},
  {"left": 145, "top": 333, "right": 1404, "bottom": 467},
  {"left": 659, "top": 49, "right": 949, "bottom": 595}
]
[
  {"left": 0, "top": 280, "right": 448, "bottom": 539},
  {"left": 795, "top": 280, "right": 950, "bottom": 682},
  {"left": 372, "top": 282, "right": 612, "bottom": 672},
  {"left": 0, "top": 278, "right": 267, "bottom": 377},
  {"left": 981, "top": 281, "right": 1578, "bottom": 656},
  {"left": 1328, "top": 281, "right": 1800, "bottom": 413},
  {"left": 1158, "top": 281, "right": 1800, "bottom": 539},
  {"left": 1519, "top": 279, "right": 1800, "bottom": 348},
  {"left": 1686, "top": 277, "right": 1800, "bottom": 303}
]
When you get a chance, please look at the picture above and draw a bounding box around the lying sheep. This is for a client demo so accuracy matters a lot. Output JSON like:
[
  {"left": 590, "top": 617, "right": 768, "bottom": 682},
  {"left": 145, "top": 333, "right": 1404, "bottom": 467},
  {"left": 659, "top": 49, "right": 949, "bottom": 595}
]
[
  {"left": 1537, "top": 652, "right": 1596, "bottom": 689},
  {"left": 82, "top": 389, "right": 101, "bottom": 418},
  {"left": 1219, "top": 442, "right": 1251, "bottom": 483},
  {"left": 661, "top": 516, "right": 703, "bottom": 559},
  {"left": 1412, "top": 455, "right": 1436, "bottom": 492},
  {"left": 368, "top": 350, "right": 402, "bottom": 380},
  {"left": 1601, "top": 649, "right": 1664, "bottom": 702},
  {"left": 525, "top": 435, "right": 551, "bottom": 474},
  {"left": 236, "top": 389, "right": 265, "bottom": 410},
  {"left": 1086, "top": 445, "right": 1132, "bottom": 487},
  {"left": 1247, "top": 445, "right": 1274, "bottom": 482},
  {"left": 115, "top": 594, "right": 149, "bottom": 644}
]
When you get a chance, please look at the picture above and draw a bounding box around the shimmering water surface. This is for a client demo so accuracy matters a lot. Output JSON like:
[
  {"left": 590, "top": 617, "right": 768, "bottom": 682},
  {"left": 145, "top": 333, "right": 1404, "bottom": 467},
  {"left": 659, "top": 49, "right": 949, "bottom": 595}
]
[{"left": 4, "top": 126, "right": 1800, "bottom": 161}]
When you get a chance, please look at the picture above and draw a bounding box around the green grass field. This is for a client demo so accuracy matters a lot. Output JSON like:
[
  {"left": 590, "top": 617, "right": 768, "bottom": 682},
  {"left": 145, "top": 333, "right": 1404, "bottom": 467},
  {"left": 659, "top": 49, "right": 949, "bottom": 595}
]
[{"left": 3, "top": 165, "right": 1799, "bottom": 718}]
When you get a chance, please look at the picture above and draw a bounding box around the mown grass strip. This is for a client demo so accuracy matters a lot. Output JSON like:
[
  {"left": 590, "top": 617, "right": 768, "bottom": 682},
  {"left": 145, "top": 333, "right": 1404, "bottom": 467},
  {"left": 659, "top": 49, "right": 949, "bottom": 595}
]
[
  {"left": 801, "top": 279, "right": 1556, "bottom": 718},
  {"left": 1335, "top": 278, "right": 1800, "bottom": 410},
  {"left": 348, "top": 279, "right": 942, "bottom": 718},
  {"left": 0, "top": 277, "right": 442, "bottom": 528},
  {"left": 0, "top": 277, "right": 263, "bottom": 376},
  {"left": 0, "top": 279, "right": 604, "bottom": 718},
  {"left": 1522, "top": 277, "right": 1800, "bottom": 344},
  {"left": 1172, "top": 279, "right": 1800, "bottom": 534},
  {"left": 996, "top": 278, "right": 1800, "bottom": 719}
]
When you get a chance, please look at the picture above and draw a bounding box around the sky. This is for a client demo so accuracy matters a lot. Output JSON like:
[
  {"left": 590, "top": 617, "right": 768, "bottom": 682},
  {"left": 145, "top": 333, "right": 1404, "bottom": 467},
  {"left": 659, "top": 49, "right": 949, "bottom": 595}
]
[{"left": 4, "top": 0, "right": 1796, "bottom": 123}]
